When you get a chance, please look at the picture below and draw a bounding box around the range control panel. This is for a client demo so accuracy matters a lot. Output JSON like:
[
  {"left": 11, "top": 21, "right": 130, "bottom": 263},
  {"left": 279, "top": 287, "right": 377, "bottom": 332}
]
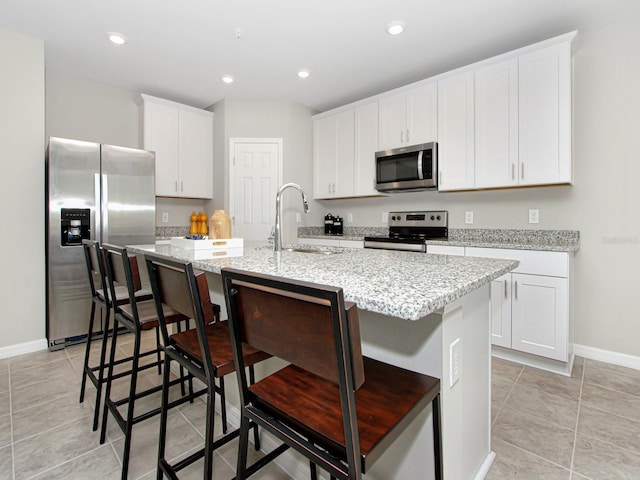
[{"left": 388, "top": 211, "right": 448, "bottom": 228}]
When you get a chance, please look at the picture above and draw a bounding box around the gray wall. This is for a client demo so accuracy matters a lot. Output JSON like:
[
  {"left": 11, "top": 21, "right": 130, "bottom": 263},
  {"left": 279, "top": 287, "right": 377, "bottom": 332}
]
[{"left": 0, "top": 28, "right": 45, "bottom": 349}]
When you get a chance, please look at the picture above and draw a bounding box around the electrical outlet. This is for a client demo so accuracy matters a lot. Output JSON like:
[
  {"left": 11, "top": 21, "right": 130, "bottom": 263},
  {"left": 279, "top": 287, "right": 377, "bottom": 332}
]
[
  {"left": 347, "top": 213, "right": 353, "bottom": 223},
  {"left": 450, "top": 338, "right": 461, "bottom": 387},
  {"left": 296, "top": 212, "right": 302, "bottom": 223},
  {"left": 382, "top": 212, "right": 388, "bottom": 223},
  {"left": 161, "top": 212, "right": 169, "bottom": 223},
  {"left": 465, "top": 211, "right": 474, "bottom": 224},
  {"left": 529, "top": 209, "right": 539, "bottom": 224}
]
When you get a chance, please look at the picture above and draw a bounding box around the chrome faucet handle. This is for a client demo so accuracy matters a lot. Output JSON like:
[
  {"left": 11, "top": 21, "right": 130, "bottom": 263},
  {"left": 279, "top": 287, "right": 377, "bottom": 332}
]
[{"left": 267, "top": 226, "right": 275, "bottom": 243}]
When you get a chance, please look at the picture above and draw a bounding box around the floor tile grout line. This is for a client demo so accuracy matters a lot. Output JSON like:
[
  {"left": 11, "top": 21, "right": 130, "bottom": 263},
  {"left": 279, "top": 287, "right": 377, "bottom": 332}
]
[
  {"left": 491, "top": 366, "right": 524, "bottom": 429},
  {"left": 22, "top": 444, "right": 110, "bottom": 480},
  {"left": 581, "top": 378, "right": 640, "bottom": 400},
  {"left": 11, "top": 410, "right": 93, "bottom": 446},
  {"left": 497, "top": 436, "right": 573, "bottom": 474},
  {"left": 569, "top": 356, "right": 587, "bottom": 478}
]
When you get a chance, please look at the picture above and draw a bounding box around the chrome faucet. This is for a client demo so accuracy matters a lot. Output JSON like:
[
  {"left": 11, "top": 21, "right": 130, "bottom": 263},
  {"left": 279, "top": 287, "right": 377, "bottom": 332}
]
[{"left": 274, "top": 182, "right": 310, "bottom": 252}]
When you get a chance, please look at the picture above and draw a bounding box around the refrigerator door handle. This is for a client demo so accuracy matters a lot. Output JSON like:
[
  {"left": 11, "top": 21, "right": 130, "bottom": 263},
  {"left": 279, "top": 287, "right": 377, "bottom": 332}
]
[
  {"left": 102, "top": 174, "right": 108, "bottom": 242},
  {"left": 94, "top": 173, "right": 101, "bottom": 241}
]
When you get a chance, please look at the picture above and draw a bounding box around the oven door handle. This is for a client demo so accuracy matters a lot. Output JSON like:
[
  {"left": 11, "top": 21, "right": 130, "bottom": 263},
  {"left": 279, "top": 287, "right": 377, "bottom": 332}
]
[{"left": 417, "top": 150, "right": 424, "bottom": 180}]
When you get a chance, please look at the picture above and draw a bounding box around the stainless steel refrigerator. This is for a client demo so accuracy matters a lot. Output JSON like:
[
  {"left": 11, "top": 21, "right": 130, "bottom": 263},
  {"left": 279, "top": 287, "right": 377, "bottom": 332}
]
[{"left": 46, "top": 137, "right": 156, "bottom": 350}]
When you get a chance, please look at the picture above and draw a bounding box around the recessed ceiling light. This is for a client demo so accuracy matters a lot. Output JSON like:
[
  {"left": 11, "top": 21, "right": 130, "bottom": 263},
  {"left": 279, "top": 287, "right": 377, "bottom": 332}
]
[
  {"left": 297, "top": 70, "right": 310, "bottom": 79},
  {"left": 386, "top": 21, "right": 405, "bottom": 36},
  {"left": 222, "top": 75, "right": 234, "bottom": 84},
  {"left": 107, "top": 32, "right": 127, "bottom": 45}
]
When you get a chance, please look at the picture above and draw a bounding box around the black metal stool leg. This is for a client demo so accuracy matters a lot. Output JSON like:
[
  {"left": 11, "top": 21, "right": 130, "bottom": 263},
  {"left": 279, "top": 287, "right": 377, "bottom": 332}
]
[
  {"left": 219, "top": 376, "right": 228, "bottom": 434},
  {"left": 248, "top": 365, "right": 260, "bottom": 450},
  {"left": 309, "top": 462, "right": 318, "bottom": 480},
  {"left": 92, "top": 305, "right": 112, "bottom": 431},
  {"left": 79, "top": 301, "right": 98, "bottom": 404},
  {"left": 156, "top": 354, "right": 172, "bottom": 480},
  {"left": 100, "top": 318, "right": 120, "bottom": 444},
  {"left": 204, "top": 374, "right": 217, "bottom": 480},
  {"left": 121, "top": 329, "right": 142, "bottom": 479},
  {"left": 433, "top": 394, "right": 443, "bottom": 480}
]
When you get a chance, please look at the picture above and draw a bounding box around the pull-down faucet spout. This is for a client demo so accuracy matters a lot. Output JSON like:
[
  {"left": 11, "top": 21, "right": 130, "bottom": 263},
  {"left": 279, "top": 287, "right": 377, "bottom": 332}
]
[{"left": 274, "top": 183, "right": 309, "bottom": 252}]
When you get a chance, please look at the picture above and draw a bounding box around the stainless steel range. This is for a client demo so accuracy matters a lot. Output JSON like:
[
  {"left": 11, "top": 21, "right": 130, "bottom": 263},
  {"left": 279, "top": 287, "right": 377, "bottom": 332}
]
[{"left": 364, "top": 211, "right": 448, "bottom": 252}]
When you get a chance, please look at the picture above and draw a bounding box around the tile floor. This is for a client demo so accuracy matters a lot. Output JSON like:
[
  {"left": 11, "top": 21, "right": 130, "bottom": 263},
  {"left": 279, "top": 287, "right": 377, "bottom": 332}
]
[{"left": 1, "top": 333, "right": 640, "bottom": 479}]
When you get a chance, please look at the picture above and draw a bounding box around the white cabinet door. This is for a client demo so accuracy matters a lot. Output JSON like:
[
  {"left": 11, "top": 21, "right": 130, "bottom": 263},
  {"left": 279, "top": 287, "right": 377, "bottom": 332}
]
[
  {"left": 475, "top": 59, "right": 519, "bottom": 188},
  {"left": 143, "top": 100, "right": 180, "bottom": 196},
  {"left": 426, "top": 245, "right": 465, "bottom": 256},
  {"left": 354, "top": 102, "right": 379, "bottom": 196},
  {"left": 519, "top": 42, "right": 572, "bottom": 185},
  {"left": 438, "top": 71, "right": 475, "bottom": 191},
  {"left": 178, "top": 109, "right": 213, "bottom": 199},
  {"left": 378, "top": 92, "right": 405, "bottom": 151},
  {"left": 378, "top": 82, "right": 437, "bottom": 151},
  {"left": 142, "top": 94, "right": 214, "bottom": 199},
  {"left": 511, "top": 273, "right": 568, "bottom": 361},
  {"left": 313, "top": 110, "right": 354, "bottom": 199},
  {"left": 490, "top": 273, "right": 512, "bottom": 348},
  {"left": 406, "top": 82, "right": 438, "bottom": 146}
]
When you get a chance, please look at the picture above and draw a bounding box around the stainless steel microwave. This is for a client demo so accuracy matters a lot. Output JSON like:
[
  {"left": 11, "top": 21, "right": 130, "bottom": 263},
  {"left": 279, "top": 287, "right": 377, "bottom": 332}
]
[{"left": 375, "top": 142, "right": 438, "bottom": 192}]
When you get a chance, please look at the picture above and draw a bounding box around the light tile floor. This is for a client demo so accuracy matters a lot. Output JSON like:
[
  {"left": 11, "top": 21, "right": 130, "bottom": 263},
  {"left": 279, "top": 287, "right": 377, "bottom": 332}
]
[{"left": 1, "top": 332, "right": 640, "bottom": 479}]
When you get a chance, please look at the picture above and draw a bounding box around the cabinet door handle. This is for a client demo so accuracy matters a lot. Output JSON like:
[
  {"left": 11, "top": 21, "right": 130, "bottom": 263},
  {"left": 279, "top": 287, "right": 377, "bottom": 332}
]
[
  {"left": 406, "top": 129, "right": 410, "bottom": 143},
  {"left": 521, "top": 162, "right": 525, "bottom": 180},
  {"left": 511, "top": 164, "right": 515, "bottom": 180},
  {"left": 328, "top": 184, "right": 331, "bottom": 194},
  {"left": 181, "top": 181, "right": 184, "bottom": 192},
  {"left": 514, "top": 280, "right": 518, "bottom": 299},
  {"left": 504, "top": 279, "right": 508, "bottom": 298},
  {"left": 400, "top": 130, "right": 404, "bottom": 144},
  {"left": 175, "top": 181, "right": 178, "bottom": 192}
]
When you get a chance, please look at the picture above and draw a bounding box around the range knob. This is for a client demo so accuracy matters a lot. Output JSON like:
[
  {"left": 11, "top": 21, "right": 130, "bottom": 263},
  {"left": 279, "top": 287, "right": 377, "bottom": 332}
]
[
  {"left": 391, "top": 215, "right": 396, "bottom": 221},
  {"left": 430, "top": 215, "right": 435, "bottom": 221},
  {"left": 436, "top": 215, "right": 441, "bottom": 221},
  {"left": 397, "top": 215, "right": 402, "bottom": 221}
]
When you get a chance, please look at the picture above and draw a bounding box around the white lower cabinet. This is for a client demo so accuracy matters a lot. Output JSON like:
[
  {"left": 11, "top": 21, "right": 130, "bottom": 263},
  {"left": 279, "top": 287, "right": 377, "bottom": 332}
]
[
  {"left": 298, "top": 237, "right": 364, "bottom": 249},
  {"left": 465, "top": 247, "right": 571, "bottom": 363},
  {"left": 426, "top": 244, "right": 465, "bottom": 256}
]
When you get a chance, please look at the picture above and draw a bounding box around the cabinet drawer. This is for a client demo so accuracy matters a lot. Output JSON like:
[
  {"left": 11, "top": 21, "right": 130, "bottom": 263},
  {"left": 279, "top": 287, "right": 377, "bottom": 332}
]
[
  {"left": 466, "top": 247, "right": 568, "bottom": 277},
  {"left": 427, "top": 245, "right": 465, "bottom": 256}
]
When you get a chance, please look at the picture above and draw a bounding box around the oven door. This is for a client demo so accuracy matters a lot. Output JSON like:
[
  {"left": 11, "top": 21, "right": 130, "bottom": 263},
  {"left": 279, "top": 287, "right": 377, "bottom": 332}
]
[
  {"left": 363, "top": 237, "right": 427, "bottom": 252},
  {"left": 375, "top": 142, "right": 437, "bottom": 192}
]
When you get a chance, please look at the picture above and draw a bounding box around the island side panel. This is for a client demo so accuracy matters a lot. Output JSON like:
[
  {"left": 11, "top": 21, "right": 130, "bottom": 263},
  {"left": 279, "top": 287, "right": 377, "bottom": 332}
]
[{"left": 359, "top": 284, "right": 492, "bottom": 480}]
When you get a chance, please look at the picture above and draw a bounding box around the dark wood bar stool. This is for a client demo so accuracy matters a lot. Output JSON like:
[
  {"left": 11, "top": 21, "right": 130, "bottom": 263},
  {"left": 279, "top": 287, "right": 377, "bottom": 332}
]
[
  {"left": 99, "top": 244, "right": 192, "bottom": 480},
  {"left": 79, "top": 239, "right": 153, "bottom": 431},
  {"left": 144, "top": 253, "right": 271, "bottom": 479},
  {"left": 222, "top": 268, "right": 443, "bottom": 480}
]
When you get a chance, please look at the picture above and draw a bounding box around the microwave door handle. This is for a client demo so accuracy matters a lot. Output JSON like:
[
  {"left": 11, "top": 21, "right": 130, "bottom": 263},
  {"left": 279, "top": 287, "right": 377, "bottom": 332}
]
[{"left": 417, "top": 150, "right": 424, "bottom": 180}]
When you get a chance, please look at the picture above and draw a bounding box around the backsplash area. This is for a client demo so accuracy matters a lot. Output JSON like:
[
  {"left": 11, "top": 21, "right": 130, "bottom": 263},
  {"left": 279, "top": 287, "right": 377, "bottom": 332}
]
[{"left": 156, "top": 226, "right": 190, "bottom": 239}]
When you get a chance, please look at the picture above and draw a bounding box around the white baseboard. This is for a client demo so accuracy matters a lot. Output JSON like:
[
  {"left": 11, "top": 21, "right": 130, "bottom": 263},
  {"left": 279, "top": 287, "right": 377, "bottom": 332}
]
[
  {"left": 474, "top": 451, "right": 496, "bottom": 480},
  {"left": 0, "top": 338, "right": 48, "bottom": 360},
  {"left": 574, "top": 344, "right": 640, "bottom": 371}
]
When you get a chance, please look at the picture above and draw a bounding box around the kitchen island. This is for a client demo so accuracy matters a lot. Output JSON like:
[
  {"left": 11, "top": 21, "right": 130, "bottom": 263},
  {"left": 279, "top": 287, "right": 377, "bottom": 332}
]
[{"left": 128, "top": 242, "right": 518, "bottom": 480}]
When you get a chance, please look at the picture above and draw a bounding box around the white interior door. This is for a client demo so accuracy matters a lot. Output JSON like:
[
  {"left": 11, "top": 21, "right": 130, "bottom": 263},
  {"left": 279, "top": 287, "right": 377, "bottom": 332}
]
[{"left": 230, "top": 139, "right": 282, "bottom": 241}]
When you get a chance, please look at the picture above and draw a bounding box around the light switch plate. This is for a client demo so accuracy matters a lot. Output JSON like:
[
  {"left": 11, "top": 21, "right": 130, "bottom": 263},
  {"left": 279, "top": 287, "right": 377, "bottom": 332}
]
[{"left": 465, "top": 211, "right": 474, "bottom": 224}]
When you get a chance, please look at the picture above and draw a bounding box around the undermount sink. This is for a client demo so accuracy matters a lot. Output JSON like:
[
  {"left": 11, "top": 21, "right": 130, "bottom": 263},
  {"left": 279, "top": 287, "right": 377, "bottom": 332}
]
[{"left": 284, "top": 247, "right": 342, "bottom": 255}]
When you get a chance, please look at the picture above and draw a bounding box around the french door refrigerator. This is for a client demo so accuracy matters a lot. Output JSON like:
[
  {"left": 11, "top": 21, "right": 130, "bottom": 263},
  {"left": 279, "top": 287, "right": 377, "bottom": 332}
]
[{"left": 46, "top": 137, "right": 156, "bottom": 350}]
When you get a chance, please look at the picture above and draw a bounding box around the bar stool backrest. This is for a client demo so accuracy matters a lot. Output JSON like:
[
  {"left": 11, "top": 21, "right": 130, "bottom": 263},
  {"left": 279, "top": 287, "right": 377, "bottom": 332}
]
[
  {"left": 143, "top": 253, "right": 216, "bottom": 377},
  {"left": 102, "top": 244, "right": 144, "bottom": 321},
  {"left": 82, "top": 239, "right": 107, "bottom": 304}
]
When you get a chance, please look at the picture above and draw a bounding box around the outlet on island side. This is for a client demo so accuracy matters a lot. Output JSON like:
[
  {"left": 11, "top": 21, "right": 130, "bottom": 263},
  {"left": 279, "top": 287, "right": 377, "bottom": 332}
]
[
  {"left": 529, "top": 209, "right": 539, "bottom": 224},
  {"left": 450, "top": 338, "right": 461, "bottom": 387},
  {"left": 465, "top": 211, "right": 474, "bottom": 224},
  {"left": 382, "top": 212, "right": 389, "bottom": 223},
  {"left": 296, "top": 212, "right": 302, "bottom": 223},
  {"left": 161, "top": 212, "right": 169, "bottom": 223}
]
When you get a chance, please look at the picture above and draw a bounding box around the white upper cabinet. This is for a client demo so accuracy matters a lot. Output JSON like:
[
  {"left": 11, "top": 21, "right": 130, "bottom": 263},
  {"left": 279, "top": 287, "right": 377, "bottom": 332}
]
[
  {"left": 475, "top": 59, "right": 519, "bottom": 188},
  {"left": 354, "top": 101, "right": 379, "bottom": 197},
  {"left": 518, "top": 42, "right": 572, "bottom": 185},
  {"left": 378, "top": 82, "right": 437, "bottom": 151},
  {"left": 142, "top": 94, "right": 213, "bottom": 199},
  {"left": 437, "top": 71, "right": 475, "bottom": 191},
  {"left": 313, "top": 109, "right": 355, "bottom": 199}
]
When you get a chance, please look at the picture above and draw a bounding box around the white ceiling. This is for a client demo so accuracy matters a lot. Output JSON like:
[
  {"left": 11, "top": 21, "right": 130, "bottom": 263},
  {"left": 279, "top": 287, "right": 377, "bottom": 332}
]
[{"left": 0, "top": 0, "right": 613, "bottom": 112}]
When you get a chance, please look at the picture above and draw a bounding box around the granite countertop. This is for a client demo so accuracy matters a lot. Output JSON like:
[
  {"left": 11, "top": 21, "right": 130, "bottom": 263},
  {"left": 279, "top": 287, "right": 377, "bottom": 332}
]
[
  {"left": 127, "top": 242, "right": 518, "bottom": 321},
  {"left": 298, "top": 227, "right": 580, "bottom": 252}
]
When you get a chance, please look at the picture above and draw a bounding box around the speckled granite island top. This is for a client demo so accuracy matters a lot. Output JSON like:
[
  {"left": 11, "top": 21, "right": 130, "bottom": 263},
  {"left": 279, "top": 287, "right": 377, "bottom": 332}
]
[{"left": 127, "top": 242, "right": 518, "bottom": 321}]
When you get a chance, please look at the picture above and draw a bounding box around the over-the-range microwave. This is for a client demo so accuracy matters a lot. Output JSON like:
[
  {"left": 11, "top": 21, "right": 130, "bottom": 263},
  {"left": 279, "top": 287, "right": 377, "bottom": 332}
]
[{"left": 375, "top": 142, "right": 438, "bottom": 192}]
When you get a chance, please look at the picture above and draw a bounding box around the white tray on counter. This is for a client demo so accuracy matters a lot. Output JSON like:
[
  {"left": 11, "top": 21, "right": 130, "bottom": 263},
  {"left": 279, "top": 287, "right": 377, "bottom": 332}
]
[
  {"left": 191, "top": 247, "right": 244, "bottom": 260},
  {"left": 170, "top": 237, "right": 244, "bottom": 250}
]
